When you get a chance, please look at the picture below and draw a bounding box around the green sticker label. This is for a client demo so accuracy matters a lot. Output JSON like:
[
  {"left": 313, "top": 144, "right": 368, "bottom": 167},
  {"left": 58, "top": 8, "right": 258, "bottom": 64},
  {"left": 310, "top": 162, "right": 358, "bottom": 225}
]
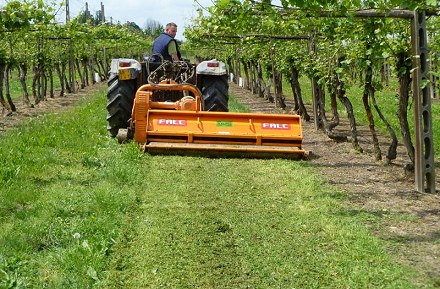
[{"left": 216, "top": 121, "right": 233, "bottom": 127}]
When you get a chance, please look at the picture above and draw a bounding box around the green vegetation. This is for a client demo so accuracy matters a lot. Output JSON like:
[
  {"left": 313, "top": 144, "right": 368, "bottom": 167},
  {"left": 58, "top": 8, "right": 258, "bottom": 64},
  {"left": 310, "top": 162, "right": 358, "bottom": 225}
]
[
  {"left": 291, "top": 76, "right": 440, "bottom": 160},
  {"left": 0, "top": 87, "right": 141, "bottom": 287},
  {"left": 4, "top": 72, "right": 63, "bottom": 101},
  {"left": 185, "top": 0, "right": 440, "bottom": 177},
  {"left": 345, "top": 81, "right": 440, "bottom": 160},
  {"left": 99, "top": 156, "right": 420, "bottom": 289},
  {"left": 0, "top": 87, "right": 435, "bottom": 288},
  {"left": 1, "top": 0, "right": 439, "bottom": 286},
  {"left": 0, "top": 0, "right": 151, "bottom": 109}
]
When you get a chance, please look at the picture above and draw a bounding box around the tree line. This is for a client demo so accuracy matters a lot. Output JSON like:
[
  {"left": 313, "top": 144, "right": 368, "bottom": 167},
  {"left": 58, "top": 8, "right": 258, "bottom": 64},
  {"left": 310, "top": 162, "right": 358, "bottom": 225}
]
[{"left": 0, "top": 0, "right": 152, "bottom": 114}]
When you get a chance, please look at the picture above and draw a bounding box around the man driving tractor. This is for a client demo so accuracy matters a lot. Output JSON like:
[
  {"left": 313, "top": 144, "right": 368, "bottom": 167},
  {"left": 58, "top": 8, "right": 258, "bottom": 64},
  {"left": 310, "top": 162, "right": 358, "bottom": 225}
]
[{"left": 151, "top": 22, "right": 181, "bottom": 62}]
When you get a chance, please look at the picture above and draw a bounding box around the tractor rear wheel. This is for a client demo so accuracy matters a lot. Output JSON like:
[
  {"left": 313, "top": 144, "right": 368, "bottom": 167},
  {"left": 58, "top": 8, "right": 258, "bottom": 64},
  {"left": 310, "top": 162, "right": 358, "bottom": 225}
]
[
  {"left": 200, "top": 75, "right": 229, "bottom": 112},
  {"left": 106, "top": 73, "right": 136, "bottom": 137}
]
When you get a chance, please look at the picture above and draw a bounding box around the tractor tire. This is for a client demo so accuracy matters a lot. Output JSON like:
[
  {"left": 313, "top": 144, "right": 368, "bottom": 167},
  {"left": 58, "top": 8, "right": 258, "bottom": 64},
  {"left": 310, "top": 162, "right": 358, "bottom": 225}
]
[
  {"left": 200, "top": 74, "right": 229, "bottom": 112},
  {"left": 106, "top": 73, "right": 136, "bottom": 137}
]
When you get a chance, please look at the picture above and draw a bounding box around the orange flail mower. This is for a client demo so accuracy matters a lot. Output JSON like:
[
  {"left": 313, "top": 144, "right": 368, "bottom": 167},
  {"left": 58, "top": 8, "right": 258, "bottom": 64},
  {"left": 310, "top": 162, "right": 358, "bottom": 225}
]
[{"left": 107, "top": 58, "right": 305, "bottom": 159}]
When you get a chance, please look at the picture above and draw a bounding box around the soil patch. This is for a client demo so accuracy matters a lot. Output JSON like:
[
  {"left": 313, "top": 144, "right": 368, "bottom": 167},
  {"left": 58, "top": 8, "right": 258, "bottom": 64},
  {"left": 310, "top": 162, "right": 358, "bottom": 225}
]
[
  {"left": 0, "top": 83, "right": 104, "bottom": 133},
  {"left": 229, "top": 83, "right": 440, "bottom": 285}
]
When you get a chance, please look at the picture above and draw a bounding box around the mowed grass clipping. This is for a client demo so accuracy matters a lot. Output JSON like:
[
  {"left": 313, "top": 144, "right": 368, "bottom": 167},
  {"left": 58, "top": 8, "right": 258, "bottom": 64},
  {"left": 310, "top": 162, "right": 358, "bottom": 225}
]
[{"left": 0, "top": 87, "right": 425, "bottom": 288}]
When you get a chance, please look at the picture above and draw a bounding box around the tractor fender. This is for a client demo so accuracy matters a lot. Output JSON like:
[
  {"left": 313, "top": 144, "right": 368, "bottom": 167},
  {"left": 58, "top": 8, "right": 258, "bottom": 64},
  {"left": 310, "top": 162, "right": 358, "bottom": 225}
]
[
  {"left": 196, "top": 59, "right": 227, "bottom": 76},
  {"left": 109, "top": 58, "right": 142, "bottom": 80}
]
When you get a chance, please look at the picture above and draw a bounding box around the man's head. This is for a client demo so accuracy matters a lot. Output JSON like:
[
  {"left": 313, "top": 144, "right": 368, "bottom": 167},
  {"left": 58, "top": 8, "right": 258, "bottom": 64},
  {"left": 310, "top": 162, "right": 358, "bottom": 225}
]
[{"left": 165, "top": 22, "right": 177, "bottom": 39}]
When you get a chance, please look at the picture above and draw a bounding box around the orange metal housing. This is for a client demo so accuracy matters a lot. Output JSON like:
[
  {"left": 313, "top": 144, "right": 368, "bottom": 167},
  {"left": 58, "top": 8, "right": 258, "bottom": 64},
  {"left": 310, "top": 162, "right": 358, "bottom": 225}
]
[{"left": 132, "top": 81, "right": 305, "bottom": 159}]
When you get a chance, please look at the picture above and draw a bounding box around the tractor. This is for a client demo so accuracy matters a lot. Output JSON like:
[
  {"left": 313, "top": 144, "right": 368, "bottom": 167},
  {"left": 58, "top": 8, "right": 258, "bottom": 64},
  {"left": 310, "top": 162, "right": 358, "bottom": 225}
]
[{"left": 106, "top": 56, "right": 305, "bottom": 159}]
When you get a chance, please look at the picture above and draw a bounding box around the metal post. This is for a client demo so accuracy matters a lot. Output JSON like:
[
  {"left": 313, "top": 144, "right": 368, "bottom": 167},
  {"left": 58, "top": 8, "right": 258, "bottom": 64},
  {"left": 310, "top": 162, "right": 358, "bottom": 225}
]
[
  {"left": 270, "top": 45, "right": 278, "bottom": 108},
  {"left": 101, "top": 2, "right": 108, "bottom": 76},
  {"left": 85, "top": 2, "right": 90, "bottom": 20},
  {"left": 101, "top": 2, "right": 105, "bottom": 22},
  {"left": 66, "top": 0, "right": 75, "bottom": 92},
  {"left": 65, "top": 0, "right": 70, "bottom": 22},
  {"left": 411, "top": 11, "right": 436, "bottom": 193},
  {"left": 308, "top": 34, "right": 320, "bottom": 129}
]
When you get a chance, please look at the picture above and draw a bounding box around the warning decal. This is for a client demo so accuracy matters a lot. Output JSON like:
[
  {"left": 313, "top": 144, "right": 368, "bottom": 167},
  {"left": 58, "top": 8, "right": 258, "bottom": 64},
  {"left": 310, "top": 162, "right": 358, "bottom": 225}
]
[
  {"left": 157, "top": 119, "right": 188, "bottom": 126},
  {"left": 261, "top": 123, "right": 291, "bottom": 130}
]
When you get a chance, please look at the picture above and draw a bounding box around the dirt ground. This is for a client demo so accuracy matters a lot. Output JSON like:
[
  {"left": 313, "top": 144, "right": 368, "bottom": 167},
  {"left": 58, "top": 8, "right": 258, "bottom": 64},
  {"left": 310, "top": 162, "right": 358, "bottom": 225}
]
[
  {"left": 0, "top": 85, "right": 98, "bottom": 133},
  {"left": 1, "top": 82, "right": 439, "bottom": 286}
]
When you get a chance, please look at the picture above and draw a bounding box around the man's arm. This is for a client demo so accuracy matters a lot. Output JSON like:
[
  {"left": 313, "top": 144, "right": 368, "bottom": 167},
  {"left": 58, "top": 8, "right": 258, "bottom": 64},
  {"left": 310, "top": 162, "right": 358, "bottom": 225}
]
[
  {"left": 171, "top": 53, "right": 180, "bottom": 62},
  {"left": 168, "top": 41, "right": 180, "bottom": 62}
]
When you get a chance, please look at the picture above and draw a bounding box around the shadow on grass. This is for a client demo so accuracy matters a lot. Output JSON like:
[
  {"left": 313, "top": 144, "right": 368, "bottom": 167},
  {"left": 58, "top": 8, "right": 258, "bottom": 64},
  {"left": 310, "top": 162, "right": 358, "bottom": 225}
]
[
  {"left": 383, "top": 231, "right": 440, "bottom": 244},
  {"left": 336, "top": 208, "right": 440, "bottom": 244}
]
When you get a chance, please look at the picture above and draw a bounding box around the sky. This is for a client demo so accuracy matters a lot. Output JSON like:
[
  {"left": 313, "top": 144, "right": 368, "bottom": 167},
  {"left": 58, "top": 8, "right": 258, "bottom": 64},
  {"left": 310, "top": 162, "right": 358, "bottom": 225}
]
[{"left": 0, "top": 0, "right": 215, "bottom": 41}]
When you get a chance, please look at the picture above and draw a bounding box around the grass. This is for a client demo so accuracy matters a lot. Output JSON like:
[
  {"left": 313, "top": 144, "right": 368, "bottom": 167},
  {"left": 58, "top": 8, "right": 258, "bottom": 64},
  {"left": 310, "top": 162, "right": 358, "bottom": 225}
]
[
  {"left": 229, "top": 93, "right": 251, "bottom": 112},
  {"left": 4, "top": 70, "right": 69, "bottom": 102},
  {"left": 227, "top": 84, "right": 251, "bottom": 112},
  {"left": 0, "top": 86, "right": 141, "bottom": 287},
  {"left": 99, "top": 157, "right": 420, "bottom": 289},
  {"left": 0, "top": 86, "right": 436, "bottom": 288}
]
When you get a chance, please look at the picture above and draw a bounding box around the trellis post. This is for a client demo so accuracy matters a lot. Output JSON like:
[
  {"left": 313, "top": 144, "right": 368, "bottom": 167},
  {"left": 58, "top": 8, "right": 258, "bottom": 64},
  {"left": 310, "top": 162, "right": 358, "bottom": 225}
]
[
  {"left": 411, "top": 11, "right": 436, "bottom": 193},
  {"left": 307, "top": 33, "right": 320, "bottom": 130}
]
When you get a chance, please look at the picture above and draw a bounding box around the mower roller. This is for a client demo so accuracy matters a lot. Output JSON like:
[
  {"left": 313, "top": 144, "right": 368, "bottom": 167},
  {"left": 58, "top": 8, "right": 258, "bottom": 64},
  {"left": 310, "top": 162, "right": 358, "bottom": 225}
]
[{"left": 107, "top": 57, "right": 305, "bottom": 159}]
